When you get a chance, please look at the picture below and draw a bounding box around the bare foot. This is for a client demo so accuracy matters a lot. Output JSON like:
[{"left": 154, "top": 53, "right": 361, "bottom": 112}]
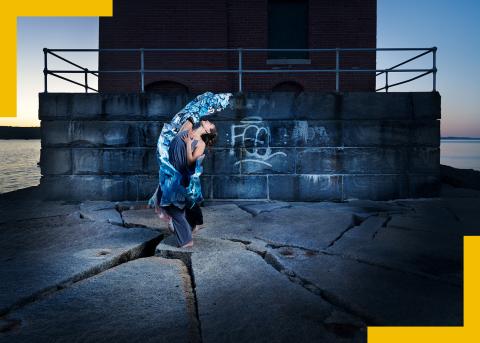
[
  {"left": 180, "top": 240, "right": 194, "bottom": 248},
  {"left": 192, "top": 224, "right": 205, "bottom": 234}
]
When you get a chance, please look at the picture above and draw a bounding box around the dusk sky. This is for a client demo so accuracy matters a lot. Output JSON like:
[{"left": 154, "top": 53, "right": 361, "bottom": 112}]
[{"left": 1, "top": 0, "right": 479, "bottom": 137}]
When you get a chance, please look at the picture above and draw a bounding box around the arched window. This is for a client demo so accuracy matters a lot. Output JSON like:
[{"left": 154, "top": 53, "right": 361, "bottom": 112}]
[
  {"left": 271, "top": 81, "right": 304, "bottom": 95},
  {"left": 145, "top": 80, "right": 189, "bottom": 94}
]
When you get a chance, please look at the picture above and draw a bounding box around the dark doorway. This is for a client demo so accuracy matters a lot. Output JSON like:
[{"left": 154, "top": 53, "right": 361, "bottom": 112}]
[{"left": 268, "top": 0, "right": 309, "bottom": 59}]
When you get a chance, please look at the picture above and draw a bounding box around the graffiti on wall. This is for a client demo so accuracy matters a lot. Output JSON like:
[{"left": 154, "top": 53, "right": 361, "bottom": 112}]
[{"left": 230, "top": 116, "right": 287, "bottom": 167}]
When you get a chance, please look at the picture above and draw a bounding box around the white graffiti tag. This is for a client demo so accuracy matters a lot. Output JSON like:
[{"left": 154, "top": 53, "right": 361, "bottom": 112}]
[{"left": 230, "top": 116, "right": 287, "bottom": 167}]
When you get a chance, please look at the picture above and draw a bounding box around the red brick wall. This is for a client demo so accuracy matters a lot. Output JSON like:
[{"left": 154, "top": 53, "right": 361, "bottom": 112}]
[{"left": 99, "top": 0, "right": 377, "bottom": 93}]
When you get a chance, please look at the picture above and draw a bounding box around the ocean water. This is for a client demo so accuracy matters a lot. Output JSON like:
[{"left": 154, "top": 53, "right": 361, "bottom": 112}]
[
  {"left": 0, "top": 139, "right": 478, "bottom": 194},
  {"left": 440, "top": 139, "right": 480, "bottom": 171},
  {"left": 0, "top": 139, "right": 41, "bottom": 194}
]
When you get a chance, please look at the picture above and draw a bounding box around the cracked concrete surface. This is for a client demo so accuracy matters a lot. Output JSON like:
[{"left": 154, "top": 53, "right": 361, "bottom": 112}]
[{"left": 1, "top": 183, "right": 478, "bottom": 342}]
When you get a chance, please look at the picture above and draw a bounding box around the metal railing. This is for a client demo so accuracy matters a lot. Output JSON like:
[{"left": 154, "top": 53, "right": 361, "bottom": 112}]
[{"left": 42, "top": 47, "right": 437, "bottom": 93}]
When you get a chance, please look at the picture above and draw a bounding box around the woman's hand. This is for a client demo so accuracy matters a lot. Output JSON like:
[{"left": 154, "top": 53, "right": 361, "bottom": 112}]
[{"left": 181, "top": 133, "right": 194, "bottom": 144}]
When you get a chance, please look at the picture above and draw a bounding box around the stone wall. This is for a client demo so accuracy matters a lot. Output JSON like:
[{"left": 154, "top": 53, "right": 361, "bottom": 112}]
[{"left": 38, "top": 91, "right": 441, "bottom": 201}]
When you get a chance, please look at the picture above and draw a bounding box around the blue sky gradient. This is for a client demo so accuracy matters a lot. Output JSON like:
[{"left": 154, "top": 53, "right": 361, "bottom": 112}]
[{"left": 1, "top": 1, "right": 479, "bottom": 137}]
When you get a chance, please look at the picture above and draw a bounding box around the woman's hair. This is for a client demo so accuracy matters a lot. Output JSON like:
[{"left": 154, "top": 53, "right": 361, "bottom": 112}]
[
  {"left": 201, "top": 126, "right": 217, "bottom": 148},
  {"left": 194, "top": 120, "right": 217, "bottom": 148}
]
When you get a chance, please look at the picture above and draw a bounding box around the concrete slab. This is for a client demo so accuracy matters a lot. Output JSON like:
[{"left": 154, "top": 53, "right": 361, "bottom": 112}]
[
  {"left": 246, "top": 206, "right": 357, "bottom": 250},
  {"left": 266, "top": 245, "right": 462, "bottom": 326},
  {"left": 386, "top": 199, "right": 464, "bottom": 235},
  {"left": 327, "top": 213, "right": 463, "bottom": 283},
  {"left": 156, "top": 236, "right": 366, "bottom": 342},
  {"left": 79, "top": 200, "right": 117, "bottom": 212},
  {"left": 0, "top": 257, "right": 194, "bottom": 343},
  {"left": 0, "top": 217, "right": 162, "bottom": 315},
  {"left": 122, "top": 208, "right": 168, "bottom": 231},
  {"left": 236, "top": 200, "right": 292, "bottom": 216},
  {"left": 195, "top": 204, "right": 255, "bottom": 240},
  {"left": 0, "top": 199, "right": 80, "bottom": 224},
  {"left": 290, "top": 199, "right": 408, "bottom": 216},
  {"left": 80, "top": 208, "right": 123, "bottom": 226}
]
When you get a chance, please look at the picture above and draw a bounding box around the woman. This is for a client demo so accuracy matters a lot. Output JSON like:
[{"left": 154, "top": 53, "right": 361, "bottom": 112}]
[
  {"left": 161, "top": 118, "right": 217, "bottom": 248},
  {"left": 147, "top": 91, "right": 231, "bottom": 247}
]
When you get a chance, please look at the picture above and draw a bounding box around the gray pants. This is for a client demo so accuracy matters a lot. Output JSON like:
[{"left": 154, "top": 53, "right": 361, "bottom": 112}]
[{"left": 162, "top": 204, "right": 193, "bottom": 247}]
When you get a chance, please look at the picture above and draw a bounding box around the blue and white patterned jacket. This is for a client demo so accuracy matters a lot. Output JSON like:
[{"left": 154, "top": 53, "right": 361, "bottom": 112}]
[{"left": 148, "top": 91, "right": 232, "bottom": 210}]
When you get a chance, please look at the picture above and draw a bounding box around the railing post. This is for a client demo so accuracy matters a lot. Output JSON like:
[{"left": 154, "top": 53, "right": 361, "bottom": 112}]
[
  {"left": 140, "top": 48, "right": 145, "bottom": 93},
  {"left": 84, "top": 68, "right": 89, "bottom": 93},
  {"left": 335, "top": 47, "right": 339, "bottom": 92},
  {"left": 385, "top": 71, "right": 389, "bottom": 93},
  {"left": 43, "top": 48, "right": 48, "bottom": 93},
  {"left": 432, "top": 46, "right": 437, "bottom": 91},
  {"left": 238, "top": 48, "right": 243, "bottom": 93}
]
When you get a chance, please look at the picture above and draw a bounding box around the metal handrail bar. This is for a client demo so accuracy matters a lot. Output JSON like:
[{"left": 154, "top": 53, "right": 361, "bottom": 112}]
[
  {"left": 42, "top": 47, "right": 437, "bottom": 93},
  {"left": 47, "top": 50, "right": 99, "bottom": 77},
  {"left": 46, "top": 47, "right": 433, "bottom": 52},
  {"left": 376, "top": 70, "right": 432, "bottom": 91},
  {"left": 47, "top": 68, "right": 433, "bottom": 73},
  {"left": 48, "top": 72, "right": 98, "bottom": 92},
  {"left": 376, "top": 49, "right": 433, "bottom": 76}
]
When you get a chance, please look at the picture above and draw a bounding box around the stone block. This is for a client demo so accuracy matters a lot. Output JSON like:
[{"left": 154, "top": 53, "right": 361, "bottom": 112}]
[
  {"left": 412, "top": 119, "right": 440, "bottom": 146},
  {"left": 72, "top": 149, "right": 101, "bottom": 174},
  {"left": 240, "top": 147, "right": 294, "bottom": 174},
  {"left": 69, "top": 94, "right": 102, "bottom": 119},
  {"left": 126, "top": 175, "right": 159, "bottom": 201},
  {"left": 342, "top": 120, "right": 410, "bottom": 146},
  {"left": 102, "top": 149, "right": 151, "bottom": 174},
  {"left": 212, "top": 175, "right": 267, "bottom": 199},
  {"left": 296, "top": 148, "right": 342, "bottom": 174},
  {"left": 272, "top": 120, "right": 341, "bottom": 147},
  {"left": 102, "top": 93, "right": 143, "bottom": 119},
  {"left": 202, "top": 148, "right": 241, "bottom": 175},
  {"left": 143, "top": 121, "right": 164, "bottom": 147},
  {"left": 41, "top": 121, "right": 70, "bottom": 146},
  {"left": 343, "top": 174, "right": 409, "bottom": 201},
  {"left": 408, "top": 147, "right": 440, "bottom": 173},
  {"left": 244, "top": 92, "right": 297, "bottom": 119},
  {"left": 144, "top": 92, "right": 190, "bottom": 120},
  {"left": 293, "top": 91, "right": 339, "bottom": 119},
  {"left": 268, "top": 174, "right": 342, "bottom": 201},
  {"left": 38, "top": 93, "right": 64, "bottom": 120},
  {"left": 40, "top": 175, "right": 127, "bottom": 201},
  {"left": 200, "top": 175, "right": 213, "bottom": 199},
  {"left": 341, "top": 92, "right": 413, "bottom": 119},
  {"left": 342, "top": 147, "right": 408, "bottom": 173},
  {"left": 412, "top": 91, "right": 441, "bottom": 119},
  {"left": 40, "top": 148, "right": 71, "bottom": 175}
]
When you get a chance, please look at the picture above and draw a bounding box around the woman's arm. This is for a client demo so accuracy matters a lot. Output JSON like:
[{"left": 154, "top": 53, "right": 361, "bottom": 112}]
[{"left": 182, "top": 135, "right": 206, "bottom": 167}]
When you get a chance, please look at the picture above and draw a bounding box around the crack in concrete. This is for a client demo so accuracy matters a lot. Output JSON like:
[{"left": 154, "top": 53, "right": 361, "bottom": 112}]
[
  {"left": 115, "top": 205, "right": 126, "bottom": 227},
  {"left": 443, "top": 205, "right": 461, "bottom": 222},
  {"left": 236, "top": 235, "right": 462, "bottom": 287},
  {"left": 219, "top": 237, "right": 373, "bottom": 326},
  {"left": 234, "top": 203, "right": 256, "bottom": 217},
  {"left": 371, "top": 214, "right": 393, "bottom": 240},
  {"left": 391, "top": 201, "right": 417, "bottom": 213},
  {"left": 235, "top": 202, "right": 292, "bottom": 217},
  {"left": 155, "top": 249, "right": 203, "bottom": 343},
  {"left": 327, "top": 213, "right": 370, "bottom": 248},
  {"left": 0, "top": 234, "right": 163, "bottom": 319},
  {"left": 322, "top": 249, "right": 462, "bottom": 287}
]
